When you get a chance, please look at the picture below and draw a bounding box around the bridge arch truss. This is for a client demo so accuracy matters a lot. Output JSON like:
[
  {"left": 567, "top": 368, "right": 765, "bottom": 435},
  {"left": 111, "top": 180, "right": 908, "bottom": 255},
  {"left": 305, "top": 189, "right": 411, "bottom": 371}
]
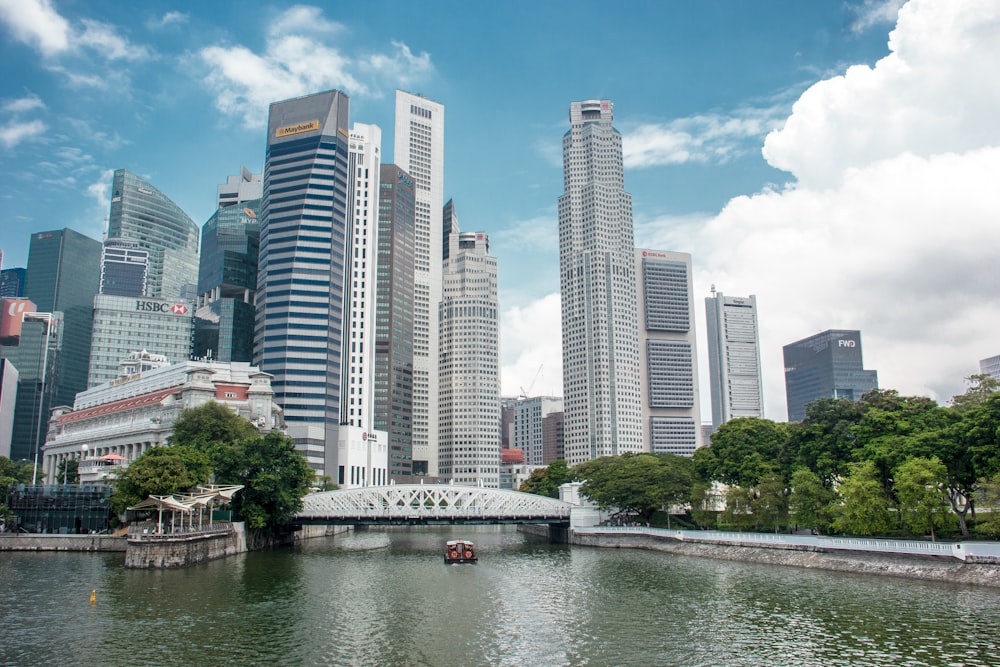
[{"left": 295, "top": 484, "right": 573, "bottom": 526}]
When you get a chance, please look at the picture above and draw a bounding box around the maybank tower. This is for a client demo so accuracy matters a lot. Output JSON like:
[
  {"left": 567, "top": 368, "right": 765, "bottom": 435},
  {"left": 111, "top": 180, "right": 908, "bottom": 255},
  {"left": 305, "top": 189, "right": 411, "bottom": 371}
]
[{"left": 255, "top": 91, "right": 351, "bottom": 474}]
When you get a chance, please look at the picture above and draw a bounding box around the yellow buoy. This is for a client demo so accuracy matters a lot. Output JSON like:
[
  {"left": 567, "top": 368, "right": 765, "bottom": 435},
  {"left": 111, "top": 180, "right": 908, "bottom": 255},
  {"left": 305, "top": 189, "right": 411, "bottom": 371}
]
[{"left": 90, "top": 590, "right": 96, "bottom": 605}]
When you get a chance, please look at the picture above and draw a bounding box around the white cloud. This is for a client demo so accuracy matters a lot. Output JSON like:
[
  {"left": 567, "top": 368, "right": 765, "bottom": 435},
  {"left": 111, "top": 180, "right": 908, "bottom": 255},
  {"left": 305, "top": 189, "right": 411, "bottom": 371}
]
[
  {"left": 623, "top": 106, "right": 787, "bottom": 168},
  {"left": 500, "top": 293, "right": 563, "bottom": 398},
  {"left": 78, "top": 19, "right": 149, "bottom": 61},
  {"left": 0, "top": 119, "right": 45, "bottom": 148},
  {"left": 3, "top": 94, "right": 45, "bottom": 113},
  {"left": 493, "top": 214, "right": 559, "bottom": 252},
  {"left": 86, "top": 168, "right": 114, "bottom": 217},
  {"left": 198, "top": 6, "right": 433, "bottom": 128},
  {"left": 147, "top": 11, "right": 188, "bottom": 31},
  {"left": 850, "top": 0, "right": 908, "bottom": 34},
  {"left": 0, "top": 0, "right": 70, "bottom": 56},
  {"left": 763, "top": 0, "right": 1000, "bottom": 189}
]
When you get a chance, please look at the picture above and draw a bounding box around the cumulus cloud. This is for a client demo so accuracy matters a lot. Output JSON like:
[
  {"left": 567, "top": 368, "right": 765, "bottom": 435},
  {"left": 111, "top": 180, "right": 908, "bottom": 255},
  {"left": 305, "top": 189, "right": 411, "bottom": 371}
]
[
  {"left": 500, "top": 293, "right": 563, "bottom": 398},
  {"left": 507, "top": 0, "right": 1000, "bottom": 419},
  {"left": 0, "top": 0, "right": 70, "bottom": 56},
  {"left": 198, "top": 5, "right": 433, "bottom": 128},
  {"left": 86, "top": 168, "right": 114, "bottom": 217},
  {"left": 0, "top": 0, "right": 148, "bottom": 62},
  {"left": 623, "top": 106, "right": 788, "bottom": 168},
  {"left": 146, "top": 11, "right": 188, "bottom": 31},
  {"left": 850, "top": 0, "right": 908, "bottom": 34}
]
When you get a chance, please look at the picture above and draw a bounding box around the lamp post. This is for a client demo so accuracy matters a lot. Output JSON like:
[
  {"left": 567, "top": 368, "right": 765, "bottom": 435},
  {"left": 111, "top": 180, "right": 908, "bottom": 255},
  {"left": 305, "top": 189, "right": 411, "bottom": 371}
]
[{"left": 24, "top": 312, "right": 54, "bottom": 486}]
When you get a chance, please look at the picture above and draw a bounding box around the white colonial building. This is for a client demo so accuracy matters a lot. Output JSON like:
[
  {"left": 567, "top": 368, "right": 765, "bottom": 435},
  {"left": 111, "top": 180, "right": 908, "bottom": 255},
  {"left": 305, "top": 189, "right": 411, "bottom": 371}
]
[{"left": 42, "top": 359, "right": 282, "bottom": 484}]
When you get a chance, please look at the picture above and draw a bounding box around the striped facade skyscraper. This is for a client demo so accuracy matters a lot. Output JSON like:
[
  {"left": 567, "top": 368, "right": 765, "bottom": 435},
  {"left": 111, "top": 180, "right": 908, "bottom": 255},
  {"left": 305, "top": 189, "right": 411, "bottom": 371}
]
[
  {"left": 558, "top": 100, "right": 643, "bottom": 465},
  {"left": 255, "top": 90, "right": 351, "bottom": 474},
  {"left": 705, "top": 290, "right": 764, "bottom": 430},
  {"left": 393, "top": 90, "right": 445, "bottom": 477}
]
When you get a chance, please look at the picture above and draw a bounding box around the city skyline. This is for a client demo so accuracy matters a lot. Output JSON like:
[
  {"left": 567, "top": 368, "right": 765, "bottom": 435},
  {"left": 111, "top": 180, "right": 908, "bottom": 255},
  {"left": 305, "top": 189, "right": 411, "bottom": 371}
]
[{"left": 2, "top": 0, "right": 998, "bottom": 420}]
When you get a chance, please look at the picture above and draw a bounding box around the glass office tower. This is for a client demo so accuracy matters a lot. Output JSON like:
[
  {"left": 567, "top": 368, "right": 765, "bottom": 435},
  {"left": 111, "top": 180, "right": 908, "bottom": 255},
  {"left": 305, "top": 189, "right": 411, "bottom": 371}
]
[
  {"left": 705, "top": 291, "right": 764, "bottom": 430},
  {"left": 783, "top": 329, "right": 878, "bottom": 421},
  {"left": 106, "top": 169, "right": 199, "bottom": 299},
  {"left": 255, "top": 90, "right": 351, "bottom": 473}
]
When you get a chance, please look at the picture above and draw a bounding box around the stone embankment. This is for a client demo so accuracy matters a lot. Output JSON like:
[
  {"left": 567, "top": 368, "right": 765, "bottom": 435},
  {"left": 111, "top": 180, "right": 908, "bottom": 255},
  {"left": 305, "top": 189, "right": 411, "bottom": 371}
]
[
  {"left": 570, "top": 529, "right": 1000, "bottom": 588},
  {"left": 0, "top": 533, "right": 126, "bottom": 552}
]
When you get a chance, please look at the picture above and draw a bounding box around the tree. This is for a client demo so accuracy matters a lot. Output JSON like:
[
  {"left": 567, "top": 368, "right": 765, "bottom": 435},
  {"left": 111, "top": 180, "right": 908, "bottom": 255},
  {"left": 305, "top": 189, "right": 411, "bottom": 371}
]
[
  {"left": 788, "top": 468, "right": 835, "bottom": 534},
  {"left": 169, "top": 401, "right": 261, "bottom": 458},
  {"left": 720, "top": 485, "right": 756, "bottom": 531},
  {"left": 703, "top": 418, "right": 790, "bottom": 487},
  {"left": 111, "top": 446, "right": 210, "bottom": 514},
  {"left": 214, "top": 432, "right": 313, "bottom": 530},
  {"left": 751, "top": 473, "right": 789, "bottom": 533},
  {"left": 830, "top": 460, "right": 895, "bottom": 536},
  {"left": 950, "top": 374, "right": 1000, "bottom": 414},
  {"left": 788, "top": 398, "right": 862, "bottom": 486},
  {"left": 518, "top": 460, "right": 569, "bottom": 498},
  {"left": 894, "top": 457, "right": 951, "bottom": 540},
  {"left": 572, "top": 453, "right": 694, "bottom": 525},
  {"left": 55, "top": 458, "right": 79, "bottom": 484}
]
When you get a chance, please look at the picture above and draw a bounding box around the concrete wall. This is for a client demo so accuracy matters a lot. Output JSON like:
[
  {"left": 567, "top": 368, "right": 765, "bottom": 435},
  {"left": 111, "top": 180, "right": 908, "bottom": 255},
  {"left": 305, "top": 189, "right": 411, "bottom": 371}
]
[
  {"left": 0, "top": 534, "right": 126, "bottom": 551},
  {"left": 570, "top": 529, "right": 1000, "bottom": 588},
  {"left": 124, "top": 523, "right": 246, "bottom": 569}
]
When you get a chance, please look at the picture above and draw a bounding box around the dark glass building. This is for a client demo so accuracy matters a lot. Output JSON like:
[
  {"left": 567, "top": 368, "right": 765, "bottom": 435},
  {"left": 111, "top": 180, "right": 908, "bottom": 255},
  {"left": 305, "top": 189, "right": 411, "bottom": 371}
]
[
  {"left": 193, "top": 168, "right": 261, "bottom": 363},
  {"left": 783, "top": 329, "right": 878, "bottom": 421},
  {"left": 0, "top": 267, "right": 26, "bottom": 298},
  {"left": 255, "top": 90, "right": 351, "bottom": 473},
  {"left": 0, "top": 229, "right": 101, "bottom": 461},
  {"left": 107, "top": 169, "right": 199, "bottom": 299},
  {"left": 99, "top": 238, "right": 148, "bottom": 297},
  {"left": 374, "top": 164, "right": 415, "bottom": 480}
]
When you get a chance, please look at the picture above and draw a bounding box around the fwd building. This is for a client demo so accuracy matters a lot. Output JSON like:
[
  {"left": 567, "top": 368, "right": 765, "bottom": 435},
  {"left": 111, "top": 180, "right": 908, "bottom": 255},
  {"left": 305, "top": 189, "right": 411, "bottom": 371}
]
[{"left": 783, "top": 329, "right": 878, "bottom": 421}]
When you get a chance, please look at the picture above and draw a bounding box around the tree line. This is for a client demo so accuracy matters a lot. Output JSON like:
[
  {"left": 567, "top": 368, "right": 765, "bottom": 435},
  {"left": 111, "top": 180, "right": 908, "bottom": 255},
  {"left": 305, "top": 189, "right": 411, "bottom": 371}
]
[{"left": 519, "top": 376, "right": 1000, "bottom": 540}]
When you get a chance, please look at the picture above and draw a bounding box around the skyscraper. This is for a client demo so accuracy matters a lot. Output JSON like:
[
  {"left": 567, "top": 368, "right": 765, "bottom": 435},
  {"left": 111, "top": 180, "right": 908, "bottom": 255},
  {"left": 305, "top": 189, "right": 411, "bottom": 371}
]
[
  {"left": 193, "top": 168, "right": 262, "bottom": 362},
  {"left": 0, "top": 267, "right": 27, "bottom": 298},
  {"left": 558, "top": 99, "right": 643, "bottom": 465},
  {"left": 705, "top": 290, "right": 764, "bottom": 430},
  {"left": 438, "top": 221, "right": 500, "bottom": 486},
  {"left": 106, "top": 169, "right": 200, "bottom": 299},
  {"left": 255, "top": 90, "right": 351, "bottom": 474},
  {"left": 0, "top": 229, "right": 101, "bottom": 461},
  {"left": 394, "top": 90, "right": 445, "bottom": 476},
  {"left": 374, "top": 164, "right": 416, "bottom": 481},
  {"left": 99, "top": 238, "right": 148, "bottom": 297},
  {"left": 783, "top": 329, "right": 878, "bottom": 421},
  {"left": 636, "top": 249, "right": 702, "bottom": 455}
]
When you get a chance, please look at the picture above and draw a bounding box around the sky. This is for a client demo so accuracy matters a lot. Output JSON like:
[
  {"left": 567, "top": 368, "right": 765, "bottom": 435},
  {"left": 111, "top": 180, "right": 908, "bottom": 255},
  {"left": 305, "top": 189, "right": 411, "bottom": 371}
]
[{"left": 1, "top": 0, "right": 998, "bottom": 421}]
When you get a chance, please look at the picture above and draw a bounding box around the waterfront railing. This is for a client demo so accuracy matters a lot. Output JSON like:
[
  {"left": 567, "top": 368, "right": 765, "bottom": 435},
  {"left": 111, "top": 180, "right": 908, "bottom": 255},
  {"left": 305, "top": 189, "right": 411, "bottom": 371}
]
[
  {"left": 574, "top": 526, "right": 1000, "bottom": 562},
  {"left": 127, "top": 521, "right": 234, "bottom": 540}
]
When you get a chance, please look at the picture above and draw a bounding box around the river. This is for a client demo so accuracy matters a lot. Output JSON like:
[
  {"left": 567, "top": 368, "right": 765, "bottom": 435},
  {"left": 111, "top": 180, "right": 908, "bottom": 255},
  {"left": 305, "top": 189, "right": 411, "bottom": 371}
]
[{"left": 2, "top": 525, "right": 998, "bottom": 666}]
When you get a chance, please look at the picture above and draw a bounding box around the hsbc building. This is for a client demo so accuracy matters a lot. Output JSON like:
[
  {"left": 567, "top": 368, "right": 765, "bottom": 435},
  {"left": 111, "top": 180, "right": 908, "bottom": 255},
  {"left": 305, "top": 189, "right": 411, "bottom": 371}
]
[{"left": 87, "top": 294, "right": 195, "bottom": 388}]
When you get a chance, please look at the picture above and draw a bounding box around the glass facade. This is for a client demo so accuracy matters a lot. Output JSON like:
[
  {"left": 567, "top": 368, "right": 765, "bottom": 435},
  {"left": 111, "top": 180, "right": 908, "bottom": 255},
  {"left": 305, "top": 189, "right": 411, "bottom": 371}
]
[
  {"left": 375, "top": 165, "right": 415, "bottom": 480},
  {"left": 100, "top": 239, "right": 148, "bottom": 297},
  {"left": 6, "top": 484, "right": 112, "bottom": 534},
  {"left": 107, "top": 169, "right": 199, "bottom": 299},
  {"left": 0, "top": 268, "right": 26, "bottom": 298},
  {"left": 783, "top": 329, "right": 879, "bottom": 421}
]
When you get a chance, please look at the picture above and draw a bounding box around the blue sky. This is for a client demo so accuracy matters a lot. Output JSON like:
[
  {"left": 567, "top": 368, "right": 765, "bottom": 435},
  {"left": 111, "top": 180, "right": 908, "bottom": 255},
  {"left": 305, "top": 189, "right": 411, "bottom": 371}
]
[{"left": 2, "top": 0, "right": 998, "bottom": 420}]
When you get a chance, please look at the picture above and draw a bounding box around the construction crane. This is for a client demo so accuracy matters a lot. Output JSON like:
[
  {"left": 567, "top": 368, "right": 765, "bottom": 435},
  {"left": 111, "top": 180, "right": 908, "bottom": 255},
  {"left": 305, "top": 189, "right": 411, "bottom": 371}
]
[{"left": 518, "top": 364, "right": 543, "bottom": 399}]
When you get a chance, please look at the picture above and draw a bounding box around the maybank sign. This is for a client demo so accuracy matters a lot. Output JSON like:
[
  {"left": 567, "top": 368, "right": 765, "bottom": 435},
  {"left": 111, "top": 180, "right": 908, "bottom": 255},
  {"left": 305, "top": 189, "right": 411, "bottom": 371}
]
[{"left": 275, "top": 120, "right": 320, "bottom": 138}]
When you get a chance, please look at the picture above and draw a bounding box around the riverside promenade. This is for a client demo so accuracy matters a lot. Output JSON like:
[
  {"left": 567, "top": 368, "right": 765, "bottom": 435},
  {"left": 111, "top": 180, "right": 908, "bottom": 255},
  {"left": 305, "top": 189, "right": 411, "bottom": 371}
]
[{"left": 570, "top": 526, "right": 1000, "bottom": 587}]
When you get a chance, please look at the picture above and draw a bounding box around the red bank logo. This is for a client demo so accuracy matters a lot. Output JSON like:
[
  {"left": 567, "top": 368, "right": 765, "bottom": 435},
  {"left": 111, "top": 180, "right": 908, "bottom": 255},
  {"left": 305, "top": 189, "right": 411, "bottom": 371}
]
[{"left": 171, "top": 304, "right": 188, "bottom": 315}]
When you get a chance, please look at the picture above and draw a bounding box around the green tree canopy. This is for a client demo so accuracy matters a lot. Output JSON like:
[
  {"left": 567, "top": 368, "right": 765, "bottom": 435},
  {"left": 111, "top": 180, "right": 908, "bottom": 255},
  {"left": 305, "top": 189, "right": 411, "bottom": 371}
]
[
  {"left": 830, "top": 460, "right": 895, "bottom": 536},
  {"left": 214, "top": 431, "right": 314, "bottom": 529},
  {"left": 572, "top": 453, "right": 694, "bottom": 525},
  {"left": 704, "top": 417, "right": 790, "bottom": 487},
  {"left": 169, "top": 401, "right": 261, "bottom": 455},
  {"left": 788, "top": 468, "right": 835, "bottom": 534},
  {"left": 518, "top": 460, "right": 569, "bottom": 498},
  {"left": 894, "top": 456, "right": 951, "bottom": 540},
  {"left": 111, "top": 445, "right": 210, "bottom": 514},
  {"left": 788, "top": 398, "right": 862, "bottom": 485}
]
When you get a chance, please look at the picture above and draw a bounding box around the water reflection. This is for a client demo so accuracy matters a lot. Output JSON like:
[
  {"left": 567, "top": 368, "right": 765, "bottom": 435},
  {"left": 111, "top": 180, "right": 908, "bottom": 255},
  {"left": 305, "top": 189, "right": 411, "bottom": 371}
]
[{"left": 2, "top": 527, "right": 999, "bottom": 667}]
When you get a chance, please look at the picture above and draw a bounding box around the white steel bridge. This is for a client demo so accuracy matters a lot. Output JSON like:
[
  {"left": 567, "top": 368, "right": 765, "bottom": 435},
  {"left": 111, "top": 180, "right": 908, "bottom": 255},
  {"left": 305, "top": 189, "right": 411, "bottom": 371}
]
[{"left": 294, "top": 484, "right": 573, "bottom": 526}]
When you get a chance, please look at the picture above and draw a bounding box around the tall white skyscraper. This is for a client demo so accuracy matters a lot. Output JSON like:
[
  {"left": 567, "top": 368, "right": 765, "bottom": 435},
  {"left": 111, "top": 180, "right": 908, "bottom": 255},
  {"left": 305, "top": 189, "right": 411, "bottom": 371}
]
[
  {"left": 438, "top": 219, "right": 500, "bottom": 487},
  {"left": 343, "top": 123, "right": 382, "bottom": 432},
  {"left": 636, "top": 249, "right": 702, "bottom": 455},
  {"left": 394, "top": 90, "right": 445, "bottom": 476},
  {"left": 558, "top": 100, "right": 643, "bottom": 465},
  {"left": 705, "top": 290, "right": 764, "bottom": 430}
]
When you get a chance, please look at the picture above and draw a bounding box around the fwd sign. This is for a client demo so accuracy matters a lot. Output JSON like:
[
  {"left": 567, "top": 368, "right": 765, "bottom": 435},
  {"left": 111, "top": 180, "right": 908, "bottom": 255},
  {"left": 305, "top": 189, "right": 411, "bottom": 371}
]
[{"left": 838, "top": 340, "right": 857, "bottom": 348}]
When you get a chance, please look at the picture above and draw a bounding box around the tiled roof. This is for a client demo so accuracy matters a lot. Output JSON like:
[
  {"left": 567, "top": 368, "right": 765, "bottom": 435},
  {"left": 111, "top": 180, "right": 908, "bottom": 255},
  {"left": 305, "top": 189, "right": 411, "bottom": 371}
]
[{"left": 56, "top": 387, "right": 181, "bottom": 424}]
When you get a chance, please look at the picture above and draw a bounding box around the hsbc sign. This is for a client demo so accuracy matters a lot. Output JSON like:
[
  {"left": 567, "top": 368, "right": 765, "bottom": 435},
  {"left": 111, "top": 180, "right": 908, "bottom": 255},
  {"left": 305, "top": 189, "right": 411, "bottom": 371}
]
[{"left": 135, "top": 300, "right": 189, "bottom": 315}]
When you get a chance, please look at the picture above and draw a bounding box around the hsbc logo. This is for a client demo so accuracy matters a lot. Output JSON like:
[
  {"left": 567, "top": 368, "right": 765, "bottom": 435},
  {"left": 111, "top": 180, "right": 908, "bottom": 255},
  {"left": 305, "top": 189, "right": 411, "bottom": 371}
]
[
  {"left": 838, "top": 340, "right": 857, "bottom": 348},
  {"left": 135, "top": 300, "right": 189, "bottom": 315}
]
